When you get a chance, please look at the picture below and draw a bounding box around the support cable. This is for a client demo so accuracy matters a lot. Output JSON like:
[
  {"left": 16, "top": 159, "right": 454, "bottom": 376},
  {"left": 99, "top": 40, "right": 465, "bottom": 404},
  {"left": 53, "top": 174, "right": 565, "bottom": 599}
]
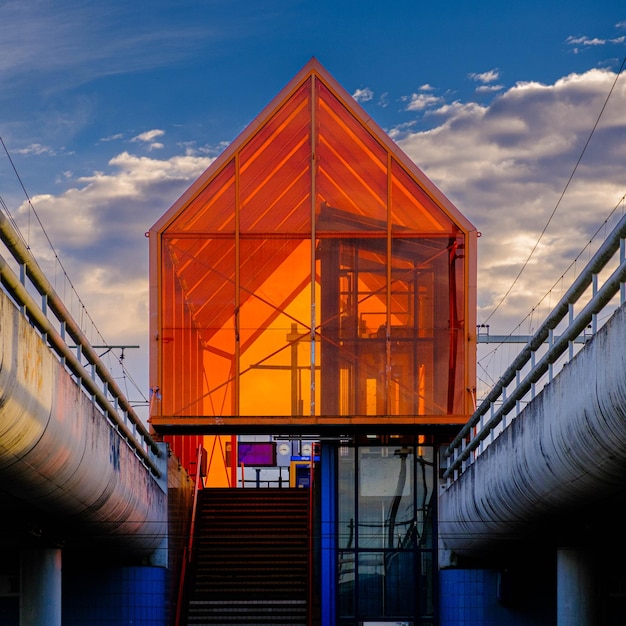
[{"left": 483, "top": 56, "right": 626, "bottom": 325}]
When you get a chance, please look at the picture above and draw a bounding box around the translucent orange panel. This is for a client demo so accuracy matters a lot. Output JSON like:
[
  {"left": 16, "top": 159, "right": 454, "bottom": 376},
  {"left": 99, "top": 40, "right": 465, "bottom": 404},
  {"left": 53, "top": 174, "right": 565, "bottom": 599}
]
[
  {"left": 239, "top": 239, "right": 313, "bottom": 416},
  {"left": 316, "top": 82, "right": 388, "bottom": 224},
  {"left": 151, "top": 63, "right": 475, "bottom": 430},
  {"left": 387, "top": 235, "right": 466, "bottom": 415},
  {"left": 239, "top": 81, "right": 312, "bottom": 233},
  {"left": 161, "top": 236, "right": 236, "bottom": 416},
  {"left": 169, "top": 159, "right": 236, "bottom": 233},
  {"left": 390, "top": 158, "right": 456, "bottom": 233}
]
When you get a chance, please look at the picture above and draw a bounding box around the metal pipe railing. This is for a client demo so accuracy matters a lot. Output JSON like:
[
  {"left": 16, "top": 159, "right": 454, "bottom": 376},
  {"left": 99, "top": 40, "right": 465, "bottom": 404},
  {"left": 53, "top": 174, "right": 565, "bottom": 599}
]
[
  {"left": 0, "top": 210, "right": 161, "bottom": 475},
  {"left": 175, "top": 444, "right": 205, "bottom": 626},
  {"left": 444, "top": 212, "right": 626, "bottom": 481}
]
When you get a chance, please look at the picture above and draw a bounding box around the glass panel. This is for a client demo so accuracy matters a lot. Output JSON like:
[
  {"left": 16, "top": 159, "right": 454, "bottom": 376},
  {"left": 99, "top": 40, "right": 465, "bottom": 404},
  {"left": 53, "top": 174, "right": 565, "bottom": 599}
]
[
  {"left": 338, "top": 549, "right": 355, "bottom": 618},
  {"left": 338, "top": 441, "right": 437, "bottom": 624},
  {"left": 358, "top": 447, "right": 414, "bottom": 550},
  {"left": 338, "top": 446, "right": 356, "bottom": 549},
  {"left": 169, "top": 159, "right": 236, "bottom": 233},
  {"left": 316, "top": 82, "right": 388, "bottom": 224},
  {"left": 416, "top": 445, "right": 435, "bottom": 549},
  {"left": 357, "top": 551, "right": 416, "bottom": 617},
  {"left": 320, "top": 236, "right": 388, "bottom": 416},
  {"left": 240, "top": 80, "right": 312, "bottom": 234},
  {"left": 390, "top": 157, "right": 455, "bottom": 232},
  {"left": 160, "top": 237, "right": 235, "bottom": 416},
  {"left": 419, "top": 550, "right": 435, "bottom": 618},
  {"left": 238, "top": 238, "right": 313, "bottom": 416}
]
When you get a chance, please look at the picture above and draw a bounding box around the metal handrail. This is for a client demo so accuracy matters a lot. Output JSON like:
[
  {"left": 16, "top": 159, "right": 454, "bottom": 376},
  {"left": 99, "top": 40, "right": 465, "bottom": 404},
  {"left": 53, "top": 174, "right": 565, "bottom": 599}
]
[
  {"left": 0, "top": 210, "right": 161, "bottom": 475},
  {"left": 175, "top": 444, "right": 205, "bottom": 626},
  {"left": 444, "top": 212, "right": 626, "bottom": 481}
]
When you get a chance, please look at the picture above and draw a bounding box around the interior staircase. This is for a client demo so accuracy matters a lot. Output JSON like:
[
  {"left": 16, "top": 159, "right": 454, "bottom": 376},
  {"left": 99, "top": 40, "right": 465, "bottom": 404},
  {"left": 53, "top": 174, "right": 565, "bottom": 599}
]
[{"left": 184, "top": 488, "right": 310, "bottom": 625}]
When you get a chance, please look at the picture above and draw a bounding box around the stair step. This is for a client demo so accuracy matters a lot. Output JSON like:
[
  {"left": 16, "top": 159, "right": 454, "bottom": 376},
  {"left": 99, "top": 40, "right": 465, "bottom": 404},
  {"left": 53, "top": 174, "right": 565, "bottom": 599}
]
[
  {"left": 187, "top": 599, "right": 307, "bottom": 625},
  {"left": 183, "top": 488, "right": 310, "bottom": 625}
]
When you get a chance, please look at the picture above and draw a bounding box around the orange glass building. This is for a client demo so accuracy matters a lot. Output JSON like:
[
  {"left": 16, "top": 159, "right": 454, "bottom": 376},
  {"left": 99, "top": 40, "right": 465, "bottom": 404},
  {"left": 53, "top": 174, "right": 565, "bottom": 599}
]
[
  {"left": 149, "top": 58, "right": 476, "bottom": 438},
  {"left": 149, "top": 59, "right": 477, "bottom": 624}
]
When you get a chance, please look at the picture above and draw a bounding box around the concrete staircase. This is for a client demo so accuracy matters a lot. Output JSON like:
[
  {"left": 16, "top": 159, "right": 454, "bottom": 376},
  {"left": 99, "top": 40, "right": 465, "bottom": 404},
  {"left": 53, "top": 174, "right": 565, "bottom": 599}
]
[{"left": 184, "top": 488, "right": 310, "bottom": 625}]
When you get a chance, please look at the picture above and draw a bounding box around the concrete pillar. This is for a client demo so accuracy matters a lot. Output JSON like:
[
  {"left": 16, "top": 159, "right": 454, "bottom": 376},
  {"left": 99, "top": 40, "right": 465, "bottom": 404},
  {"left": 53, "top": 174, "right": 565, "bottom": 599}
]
[
  {"left": 20, "top": 548, "right": 62, "bottom": 626},
  {"left": 557, "top": 547, "right": 596, "bottom": 626}
]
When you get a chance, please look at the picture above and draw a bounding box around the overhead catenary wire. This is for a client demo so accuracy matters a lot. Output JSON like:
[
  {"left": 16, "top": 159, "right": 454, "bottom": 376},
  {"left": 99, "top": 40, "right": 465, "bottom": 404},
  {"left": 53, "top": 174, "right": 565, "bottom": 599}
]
[
  {"left": 0, "top": 135, "right": 149, "bottom": 406},
  {"left": 482, "top": 55, "right": 626, "bottom": 326},
  {"left": 478, "top": 191, "right": 626, "bottom": 367}
]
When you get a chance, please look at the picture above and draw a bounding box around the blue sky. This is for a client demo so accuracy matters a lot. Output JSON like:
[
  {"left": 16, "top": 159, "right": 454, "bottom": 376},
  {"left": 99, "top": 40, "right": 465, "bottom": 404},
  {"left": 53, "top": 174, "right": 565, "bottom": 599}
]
[{"left": 1, "top": 0, "right": 625, "bottom": 408}]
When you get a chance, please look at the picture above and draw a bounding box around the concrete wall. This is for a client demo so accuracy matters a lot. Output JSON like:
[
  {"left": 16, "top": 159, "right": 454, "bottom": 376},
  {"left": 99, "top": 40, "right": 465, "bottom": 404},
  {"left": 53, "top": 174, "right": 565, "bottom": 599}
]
[
  {"left": 439, "top": 302, "right": 626, "bottom": 558},
  {"left": 0, "top": 285, "right": 166, "bottom": 556}
]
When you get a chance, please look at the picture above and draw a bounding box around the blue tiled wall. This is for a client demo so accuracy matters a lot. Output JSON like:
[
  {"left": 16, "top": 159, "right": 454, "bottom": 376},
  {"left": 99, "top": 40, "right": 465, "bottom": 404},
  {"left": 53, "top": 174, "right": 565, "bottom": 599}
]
[
  {"left": 64, "top": 566, "right": 168, "bottom": 625},
  {"left": 439, "top": 568, "right": 552, "bottom": 626}
]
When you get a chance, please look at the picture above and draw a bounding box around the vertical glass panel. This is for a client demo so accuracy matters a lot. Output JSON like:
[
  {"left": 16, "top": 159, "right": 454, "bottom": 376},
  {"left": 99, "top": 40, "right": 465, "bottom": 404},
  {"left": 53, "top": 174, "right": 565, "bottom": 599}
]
[
  {"left": 357, "top": 551, "right": 416, "bottom": 618},
  {"left": 240, "top": 81, "right": 312, "bottom": 234},
  {"left": 161, "top": 235, "right": 236, "bottom": 417},
  {"left": 316, "top": 81, "right": 388, "bottom": 224},
  {"left": 338, "top": 446, "right": 356, "bottom": 618},
  {"left": 358, "top": 447, "right": 414, "bottom": 550},
  {"left": 415, "top": 444, "right": 435, "bottom": 550},
  {"left": 338, "top": 446, "right": 356, "bottom": 549},
  {"left": 238, "top": 238, "right": 313, "bottom": 416},
  {"left": 338, "top": 549, "right": 355, "bottom": 618},
  {"left": 169, "top": 159, "right": 236, "bottom": 233},
  {"left": 390, "top": 157, "right": 455, "bottom": 232},
  {"left": 338, "top": 441, "right": 437, "bottom": 623},
  {"left": 320, "top": 236, "right": 389, "bottom": 416},
  {"left": 419, "top": 550, "right": 435, "bottom": 618}
]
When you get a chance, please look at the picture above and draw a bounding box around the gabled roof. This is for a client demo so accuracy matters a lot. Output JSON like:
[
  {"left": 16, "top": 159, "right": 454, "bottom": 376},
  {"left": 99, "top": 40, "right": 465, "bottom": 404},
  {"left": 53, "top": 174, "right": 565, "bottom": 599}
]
[
  {"left": 151, "top": 57, "right": 474, "bottom": 236},
  {"left": 150, "top": 58, "right": 475, "bottom": 349}
]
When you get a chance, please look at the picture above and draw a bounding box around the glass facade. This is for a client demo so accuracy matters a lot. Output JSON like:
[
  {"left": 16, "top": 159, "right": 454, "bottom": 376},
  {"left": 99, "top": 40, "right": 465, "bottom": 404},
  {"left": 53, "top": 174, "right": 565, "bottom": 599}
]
[
  {"left": 337, "top": 437, "right": 436, "bottom": 624},
  {"left": 149, "top": 60, "right": 476, "bottom": 431},
  {"left": 148, "top": 59, "right": 477, "bottom": 624}
]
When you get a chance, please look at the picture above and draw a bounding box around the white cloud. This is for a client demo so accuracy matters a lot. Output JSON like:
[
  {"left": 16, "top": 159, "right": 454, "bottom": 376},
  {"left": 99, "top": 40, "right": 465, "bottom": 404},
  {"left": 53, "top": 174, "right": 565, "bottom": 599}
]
[
  {"left": 396, "top": 68, "right": 626, "bottom": 346},
  {"left": 469, "top": 69, "right": 500, "bottom": 84},
  {"left": 476, "top": 84, "right": 504, "bottom": 93},
  {"left": 566, "top": 34, "right": 626, "bottom": 48},
  {"left": 17, "top": 150, "right": 213, "bottom": 346},
  {"left": 15, "top": 143, "right": 56, "bottom": 156},
  {"left": 130, "top": 129, "right": 166, "bottom": 152},
  {"left": 353, "top": 87, "right": 374, "bottom": 102},
  {"left": 404, "top": 93, "right": 443, "bottom": 111},
  {"left": 100, "top": 133, "right": 124, "bottom": 142},
  {"left": 131, "top": 129, "right": 165, "bottom": 144}
]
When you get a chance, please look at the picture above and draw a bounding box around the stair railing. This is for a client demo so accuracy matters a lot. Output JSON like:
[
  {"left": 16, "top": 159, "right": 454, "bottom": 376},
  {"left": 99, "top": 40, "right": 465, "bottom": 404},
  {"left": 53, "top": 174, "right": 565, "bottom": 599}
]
[{"left": 175, "top": 443, "right": 205, "bottom": 626}]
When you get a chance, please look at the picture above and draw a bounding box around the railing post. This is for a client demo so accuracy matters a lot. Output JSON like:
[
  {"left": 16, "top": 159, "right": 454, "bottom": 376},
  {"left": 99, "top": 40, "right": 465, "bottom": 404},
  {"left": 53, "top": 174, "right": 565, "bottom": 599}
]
[
  {"left": 548, "top": 328, "right": 554, "bottom": 382},
  {"left": 592, "top": 274, "right": 598, "bottom": 334},
  {"left": 619, "top": 238, "right": 626, "bottom": 305},
  {"left": 568, "top": 303, "right": 575, "bottom": 361}
]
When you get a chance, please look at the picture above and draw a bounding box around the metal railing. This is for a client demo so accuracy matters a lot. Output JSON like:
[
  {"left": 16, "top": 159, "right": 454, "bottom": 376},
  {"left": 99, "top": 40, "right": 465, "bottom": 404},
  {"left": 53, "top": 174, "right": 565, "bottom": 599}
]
[
  {"left": 0, "top": 210, "right": 162, "bottom": 477},
  {"left": 175, "top": 444, "right": 205, "bottom": 626},
  {"left": 444, "top": 212, "right": 626, "bottom": 483}
]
